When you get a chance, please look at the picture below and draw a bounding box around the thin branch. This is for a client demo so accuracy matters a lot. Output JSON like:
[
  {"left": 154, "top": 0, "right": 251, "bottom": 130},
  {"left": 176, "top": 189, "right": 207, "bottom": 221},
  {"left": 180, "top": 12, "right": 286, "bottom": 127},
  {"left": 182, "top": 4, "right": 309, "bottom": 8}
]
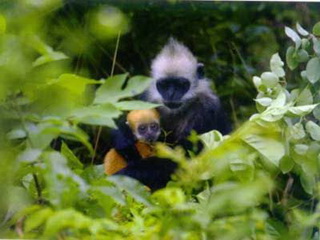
[{"left": 91, "top": 31, "right": 121, "bottom": 164}]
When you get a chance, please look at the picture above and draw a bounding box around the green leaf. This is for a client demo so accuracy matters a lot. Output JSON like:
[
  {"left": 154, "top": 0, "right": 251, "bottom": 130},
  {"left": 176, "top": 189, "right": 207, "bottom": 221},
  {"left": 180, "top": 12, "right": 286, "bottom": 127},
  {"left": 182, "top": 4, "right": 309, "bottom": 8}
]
[
  {"left": 43, "top": 209, "right": 92, "bottom": 237},
  {"left": 114, "top": 100, "right": 160, "bottom": 110},
  {"left": 243, "top": 134, "right": 285, "bottom": 167},
  {"left": 6, "top": 128, "right": 27, "bottom": 139},
  {"left": 289, "top": 123, "right": 306, "bottom": 141},
  {"left": 50, "top": 74, "right": 98, "bottom": 96},
  {"left": 32, "top": 52, "right": 68, "bottom": 67},
  {"left": 286, "top": 46, "right": 299, "bottom": 70},
  {"left": 312, "top": 22, "right": 320, "bottom": 36},
  {"left": 313, "top": 105, "right": 320, "bottom": 121},
  {"left": 270, "top": 53, "right": 285, "bottom": 78},
  {"left": 260, "top": 72, "right": 279, "bottom": 88},
  {"left": 306, "top": 121, "right": 320, "bottom": 141},
  {"left": 255, "top": 97, "right": 272, "bottom": 107},
  {"left": 91, "top": 186, "right": 126, "bottom": 206},
  {"left": 199, "top": 130, "right": 224, "bottom": 150},
  {"left": 294, "top": 144, "right": 309, "bottom": 155},
  {"left": 312, "top": 37, "right": 320, "bottom": 56},
  {"left": 71, "top": 104, "right": 121, "bottom": 128},
  {"left": 279, "top": 156, "right": 294, "bottom": 174},
  {"left": 285, "top": 26, "right": 301, "bottom": 49},
  {"left": 306, "top": 57, "right": 320, "bottom": 83},
  {"left": 296, "top": 87, "right": 313, "bottom": 106},
  {"left": 300, "top": 172, "right": 315, "bottom": 194},
  {"left": 17, "top": 149, "right": 42, "bottom": 163},
  {"left": 94, "top": 74, "right": 152, "bottom": 104},
  {"left": 296, "top": 22, "right": 309, "bottom": 36},
  {"left": 288, "top": 104, "right": 318, "bottom": 117},
  {"left": 61, "top": 142, "right": 83, "bottom": 169},
  {"left": 108, "top": 175, "right": 152, "bottom": 206},
  {"left": 25, "top": 208, "right": 54, "bottom": 232},
  {"left": 253, "top": 76, "right": 262, "bottom": 89},
  {"left": 297, "top": 49, "right": 309, "bottom": 63},
  {"left": 301, "top": 38, "right": 310, "bottom": 50}
]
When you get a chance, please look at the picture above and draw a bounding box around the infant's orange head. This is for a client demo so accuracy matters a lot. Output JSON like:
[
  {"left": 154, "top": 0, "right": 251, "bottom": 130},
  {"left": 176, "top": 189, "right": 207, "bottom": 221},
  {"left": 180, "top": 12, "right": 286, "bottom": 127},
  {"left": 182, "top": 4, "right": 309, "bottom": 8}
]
[{"left": 126, "top": 109, "right": 160, "bottom": 143}]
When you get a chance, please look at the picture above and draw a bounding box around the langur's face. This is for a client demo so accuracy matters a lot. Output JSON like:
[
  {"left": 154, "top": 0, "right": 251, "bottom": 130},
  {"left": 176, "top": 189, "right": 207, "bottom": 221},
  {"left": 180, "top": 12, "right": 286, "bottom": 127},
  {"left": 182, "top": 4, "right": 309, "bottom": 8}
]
[
  {"left": 134, "top": 121, "right": 160, "bottom": 143},
  {"left": 156, "top": 77, "right": 191, "bottom": 109}
]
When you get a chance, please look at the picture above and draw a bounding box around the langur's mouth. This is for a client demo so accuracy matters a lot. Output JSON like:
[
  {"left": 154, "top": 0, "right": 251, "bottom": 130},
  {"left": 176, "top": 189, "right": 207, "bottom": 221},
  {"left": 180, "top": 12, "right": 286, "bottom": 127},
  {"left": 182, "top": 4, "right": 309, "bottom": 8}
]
[{"left": 164, "top": 102, "right": 182, "bottom": 109}]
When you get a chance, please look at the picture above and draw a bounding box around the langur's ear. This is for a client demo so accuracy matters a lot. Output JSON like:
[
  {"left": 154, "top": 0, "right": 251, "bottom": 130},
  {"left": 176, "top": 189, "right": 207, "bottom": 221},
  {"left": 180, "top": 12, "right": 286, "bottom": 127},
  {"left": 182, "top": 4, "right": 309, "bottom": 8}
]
[{"left": 196, "top": 63, "right": 205, "bottom": 79}]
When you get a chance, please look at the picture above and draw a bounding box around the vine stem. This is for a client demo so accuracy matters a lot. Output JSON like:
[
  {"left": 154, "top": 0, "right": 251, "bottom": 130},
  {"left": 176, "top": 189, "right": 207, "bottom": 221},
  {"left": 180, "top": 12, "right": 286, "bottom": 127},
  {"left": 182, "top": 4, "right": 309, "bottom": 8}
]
[{"left": 91, "top": 31, "right": 121, "bottom": 164}]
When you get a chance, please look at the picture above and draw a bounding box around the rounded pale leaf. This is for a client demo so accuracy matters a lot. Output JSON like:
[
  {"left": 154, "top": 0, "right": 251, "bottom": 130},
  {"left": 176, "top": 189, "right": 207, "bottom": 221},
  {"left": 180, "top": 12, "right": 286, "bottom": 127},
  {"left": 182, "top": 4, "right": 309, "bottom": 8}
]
[
  {"left": 306, "top": 121, "right": 320, "bottom": 141},
  {"left": 296, "top": 22, "right": 309, "bottom": 36},
  {"left": 285, "top": 26, "right": 301, "bottom": 49},
  {"left": 261, "top": 72, "right": 279, "bottom": 88},
  {"left": 306, "top": 57, "right": 320, "bottom": 83}
]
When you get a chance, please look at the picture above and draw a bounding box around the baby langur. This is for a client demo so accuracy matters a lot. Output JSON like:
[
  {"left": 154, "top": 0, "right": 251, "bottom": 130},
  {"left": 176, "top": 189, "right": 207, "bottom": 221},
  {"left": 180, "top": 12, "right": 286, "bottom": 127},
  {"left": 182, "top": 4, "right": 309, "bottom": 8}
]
[{"left": 104, "top": 109, "right": 161, "bottom": 175}]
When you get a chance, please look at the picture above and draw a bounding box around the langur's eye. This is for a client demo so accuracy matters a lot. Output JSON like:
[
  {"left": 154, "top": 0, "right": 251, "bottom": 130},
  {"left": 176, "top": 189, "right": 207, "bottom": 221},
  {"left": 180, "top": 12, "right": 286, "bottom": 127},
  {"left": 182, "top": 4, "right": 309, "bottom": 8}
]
[
  {"left": 138, "top": 124, "right": 147, "bottom": 133},
  {"left": 150, "top": 123, "right": 159, "bottom": 131}
]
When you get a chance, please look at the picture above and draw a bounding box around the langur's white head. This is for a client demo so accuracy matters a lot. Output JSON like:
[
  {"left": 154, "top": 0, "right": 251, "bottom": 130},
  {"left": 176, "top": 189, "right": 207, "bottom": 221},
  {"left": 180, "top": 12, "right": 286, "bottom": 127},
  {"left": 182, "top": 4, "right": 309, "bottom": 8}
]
[{"left": 145, "top": 38, "right": 209, "bottom": 110}]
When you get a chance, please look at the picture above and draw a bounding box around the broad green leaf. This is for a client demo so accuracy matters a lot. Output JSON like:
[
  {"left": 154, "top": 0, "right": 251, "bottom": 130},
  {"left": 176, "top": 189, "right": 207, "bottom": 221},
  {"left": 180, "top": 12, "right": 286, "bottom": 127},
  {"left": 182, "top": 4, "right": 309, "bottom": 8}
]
[
  {"left": 49, "top": 74, "right": 98, "bottom": 96},
  {"left": 296, "top": 87, "right": 313, "bottom": 106},
  {"left": 296, "top": 22, "right": 309, "bottom": 36},
  {"left": 24, "top": 208, "right": 54, "bottom": 232},
  {"left": 306, "top": 121, "right": 320, "bottom": 141},
  {"left": 301, "top": 38, "right": 310, "bottom": 49},
  {"left": 17, "top": 149, "right": 42, "bottom": 163},
  {"left": 109, "top": 175, "right": 152, "bottom": 206},
  {"left": 313, "top": 37, "right": 320, "bottom": 56},
  {"left": 260, "top": 72, "right": 279, "bottom": 88},
  {"left": 270, "top": 53, "right": 285, "bottom": 77},
  {"left": 114, "top": 100, "right": 160, "bottom": 110},
  {"left": 306, "top": 57, "right": 320, "bottom": 83},
  {"left": 0, "top": 15, "right": 6, "bottom": 34},
  {"left": 91, "top": 186, "right": 126, "bottom": 206},
  {"left": 243, "top": 134, "right": 285, "bottom": 167},
  {"left": 6, "top": 128, "right": 27, "bottom": 139},
  {"left": 199, "top": 130, "right": 224, "bottom": 150},
  {"left": 297, "top": 49, "right": 309, "bottom": 63},
  {"left": 71, "top": 104, "right": 121, "bottom": 128},
  {"left": 279, "top": 156, "right": 294, "bottom": 174},
  {"left": 32, "top": 52, "right": 68, "bottom": 67},
  {"left": 286, "top": 46, "right": 299, "bottom": 70},
  {"left": 289, "top": 123, "right": 306, "bottom": 140},
  {"left": 61, "top": 142, "right": 83, "bottom": 169},
  {"left": 294, "top": 144, "right": 309, "bottom": 155},
  {"left": 94, "top": 74, "right": 152, "bottom": 104},
  {"left": 288, "top": 104, "right": 318, "bottom": 117},
  {"left": 300, "top": 172, "right": 315, "bottom": 194},
  {"left": 312, "top": 22, "right": 320, "bottom": 36},
  {"left": 285, "top": 26, "right": 301, "bottom": 49},
  {"left": 43, "top": 209, "right": 92, "bottom": 237},
  {"left": 313, "top": 105, "right": 320, "bottom": 121}
]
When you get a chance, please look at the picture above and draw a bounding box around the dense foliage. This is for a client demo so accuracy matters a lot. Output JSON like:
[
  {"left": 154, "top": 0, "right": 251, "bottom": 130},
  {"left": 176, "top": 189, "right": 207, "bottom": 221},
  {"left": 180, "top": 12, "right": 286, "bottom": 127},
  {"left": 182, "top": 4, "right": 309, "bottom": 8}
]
[{"left": 1, "top": 1, "right": 320, "bottom": 239}]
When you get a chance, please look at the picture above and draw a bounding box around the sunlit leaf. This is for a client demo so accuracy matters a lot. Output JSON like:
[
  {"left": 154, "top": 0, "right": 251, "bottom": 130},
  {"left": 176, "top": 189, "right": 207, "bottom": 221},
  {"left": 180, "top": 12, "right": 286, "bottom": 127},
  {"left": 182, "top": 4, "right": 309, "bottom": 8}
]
[
  {"left": 114, "top": 100, "right": 160, "bottom": 110},
  {"left": 306, "top": 57, "right": 320, "bottom": 83},
  {"left": 24, "top": 208, "right": 54, "bottom": 232},
  {"left": 0, "top": 14, "right": 6, "bottom": 34},
  {"left": 71, "top": 104, "right": 121, "bottom": 128},
  {"left": 285, "top": 26, "right": 301, "bottom": 49},
  {"left": 306, "top": 121, "right": 320, "bottom": 141},
  {"left": 260, "top": 72, "right": 279, "bottom": 88},
  {"left": 94, "top": 74, "right": 152, "bottom": 104},
  {"left": 109, "top": 175, "right": 152, "bottom": 206},
  {"left": 312, "top": 22, "right": 320, "bottom": 36},
  {"left": 296, "top": 22, "right": 309, "bottom": 36},
  {"left": 61, "top": 142, "right": 83, "bottom": 169},
  {"left": 270, "top": 53, "right": 285, "bottom": 78}
]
